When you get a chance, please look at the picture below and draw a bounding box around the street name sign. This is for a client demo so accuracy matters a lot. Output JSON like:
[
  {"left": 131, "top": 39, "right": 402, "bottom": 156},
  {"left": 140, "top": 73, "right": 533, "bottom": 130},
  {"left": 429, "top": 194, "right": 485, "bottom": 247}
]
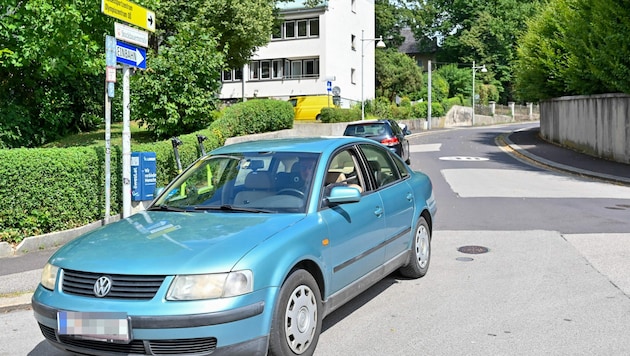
[
  {"left": 101, "top": 0, "right": 156, "bottom": 32},
  {"left": 115, "top": 22, "right": 149, "bottom": 48},
  {"left": 116, "top": 40, "right": 147, "bottom": 69}
]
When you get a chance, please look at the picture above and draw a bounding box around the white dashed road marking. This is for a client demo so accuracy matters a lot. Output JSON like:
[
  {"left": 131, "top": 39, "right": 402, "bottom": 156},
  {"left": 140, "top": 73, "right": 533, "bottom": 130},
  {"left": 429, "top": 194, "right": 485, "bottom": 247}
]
[{"left": 442, "top": 168, "right": 630, "bottom": 199}]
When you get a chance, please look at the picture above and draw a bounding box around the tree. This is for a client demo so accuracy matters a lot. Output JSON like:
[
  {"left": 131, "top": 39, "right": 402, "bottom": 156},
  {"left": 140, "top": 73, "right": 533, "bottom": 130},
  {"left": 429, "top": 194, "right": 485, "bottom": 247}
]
[
  {"left": 0, "top": 0, "right": 278, "bottom": 146},
  {"left": 375, "top": 49, "right": 424, "bottom": 101},
  {"left": 514, "top": 0, "right": 630, "bottom": 101},
  {"left": 375, "top": 0, "right": 407, "bottom": 47},
  {"left": 405, "top": 0, "right": 543, "bottom": 103},
  {"left": 435, "top": 64, "right": 470, "bottom": 99},
  {"left": 131, "top": 0, "right": 276, "bottom": 139},
  {"left": 0, "top": 0, "right": 112, "bottom": 148}
]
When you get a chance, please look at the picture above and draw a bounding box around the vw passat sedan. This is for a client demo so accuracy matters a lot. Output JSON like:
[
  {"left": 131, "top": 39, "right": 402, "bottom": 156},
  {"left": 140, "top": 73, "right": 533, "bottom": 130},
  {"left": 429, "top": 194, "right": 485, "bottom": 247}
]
[{"left": 33, "top": 137, "right": 437, "bottom": 356}]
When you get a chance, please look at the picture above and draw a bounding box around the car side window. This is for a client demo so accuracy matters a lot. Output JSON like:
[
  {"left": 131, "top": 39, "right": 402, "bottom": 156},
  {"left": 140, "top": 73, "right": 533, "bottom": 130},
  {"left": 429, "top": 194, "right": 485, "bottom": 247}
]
[
  {"left": 323, "top": 149, "right": 366, "bottom": 195},
  {"left": 359, "top": 144, "right": 400, "bottom": 189}
]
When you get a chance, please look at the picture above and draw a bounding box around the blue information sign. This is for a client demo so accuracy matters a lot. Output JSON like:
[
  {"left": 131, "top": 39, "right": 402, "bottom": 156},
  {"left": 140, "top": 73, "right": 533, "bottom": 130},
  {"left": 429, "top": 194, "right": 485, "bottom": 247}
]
[{"left": 115, "top": 40, "right": 147, "bottom": 69}]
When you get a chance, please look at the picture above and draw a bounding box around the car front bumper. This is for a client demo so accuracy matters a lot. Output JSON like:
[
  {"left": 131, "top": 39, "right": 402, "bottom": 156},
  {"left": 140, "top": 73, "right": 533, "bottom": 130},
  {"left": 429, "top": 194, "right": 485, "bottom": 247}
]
[{"left": 32, "top": 285, "right": 277, "bottom": 355}]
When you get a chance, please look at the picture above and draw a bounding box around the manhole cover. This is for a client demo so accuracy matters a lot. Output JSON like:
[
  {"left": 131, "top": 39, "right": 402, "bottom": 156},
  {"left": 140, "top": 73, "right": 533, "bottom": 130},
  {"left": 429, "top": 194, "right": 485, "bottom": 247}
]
[
  {"left": 456, "top": 257, "right": 474, "bottom": 262},
  {"left": 457, "top": 245, "right": 489, "bottom": 254}
]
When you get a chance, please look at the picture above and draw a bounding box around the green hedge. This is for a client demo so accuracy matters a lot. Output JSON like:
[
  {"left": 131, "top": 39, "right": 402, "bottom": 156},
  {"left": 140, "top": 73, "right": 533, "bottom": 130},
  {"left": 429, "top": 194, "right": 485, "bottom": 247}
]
[
  {"left": 0, "top": 99, "right": 293, "bottom": 244},
  {"left": 319, "top": 107, "right": 359, "bottom": 123}
]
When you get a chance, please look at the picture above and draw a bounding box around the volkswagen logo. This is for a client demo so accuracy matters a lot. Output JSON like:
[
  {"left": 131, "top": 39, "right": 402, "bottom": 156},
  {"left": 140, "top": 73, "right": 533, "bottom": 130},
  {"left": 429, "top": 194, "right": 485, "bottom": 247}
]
[{"left": 93, "top": 276, "right": 112, "bottom": 297}]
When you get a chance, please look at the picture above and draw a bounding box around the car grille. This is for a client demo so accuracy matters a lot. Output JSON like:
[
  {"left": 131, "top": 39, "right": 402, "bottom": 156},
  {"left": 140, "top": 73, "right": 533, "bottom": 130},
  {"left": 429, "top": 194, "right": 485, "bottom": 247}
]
[
  {"left": 62, "top": 269, "right": 166, "bottom": 300},
  {"left": 39, "top": 323, "right": 218, "bottom": 355}
]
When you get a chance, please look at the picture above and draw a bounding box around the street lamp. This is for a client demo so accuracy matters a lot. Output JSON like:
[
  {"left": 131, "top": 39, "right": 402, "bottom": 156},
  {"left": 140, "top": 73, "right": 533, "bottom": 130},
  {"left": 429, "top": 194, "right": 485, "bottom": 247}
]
[
  {"left": 471, "top": 60, "right": 487, "bottom": 126},
  {"left": 361, "top": 29, "right": 386, "bottom": 120}
]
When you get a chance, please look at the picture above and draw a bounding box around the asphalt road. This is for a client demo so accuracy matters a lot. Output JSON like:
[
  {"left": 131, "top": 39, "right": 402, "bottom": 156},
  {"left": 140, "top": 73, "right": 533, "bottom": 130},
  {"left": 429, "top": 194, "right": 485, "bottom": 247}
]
[{"left": 2, "top": 123, "right": 629, "bottom": 355}]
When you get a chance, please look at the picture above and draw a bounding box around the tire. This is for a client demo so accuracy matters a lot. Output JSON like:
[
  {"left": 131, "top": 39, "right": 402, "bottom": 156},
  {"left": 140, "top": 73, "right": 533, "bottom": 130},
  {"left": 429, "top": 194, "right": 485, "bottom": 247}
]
[
  {"left": 399, "top": 216, "right": 431, "bottom": 278},
  {"left": 268, "top": 270, "right": 322, "bottom": 356}
]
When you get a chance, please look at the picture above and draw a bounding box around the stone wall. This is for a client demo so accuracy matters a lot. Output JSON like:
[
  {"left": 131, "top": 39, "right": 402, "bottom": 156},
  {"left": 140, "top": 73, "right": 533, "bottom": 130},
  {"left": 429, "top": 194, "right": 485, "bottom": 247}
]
[{"left": 540, "top": 94, "right": 630, "bottom": 164}]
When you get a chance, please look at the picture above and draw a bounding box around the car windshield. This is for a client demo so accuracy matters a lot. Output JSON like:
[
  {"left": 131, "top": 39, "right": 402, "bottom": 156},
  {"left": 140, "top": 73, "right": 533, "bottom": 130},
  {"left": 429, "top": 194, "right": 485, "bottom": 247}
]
[{"left": 151, "top": 152, "right": 319, "bottom": 214}]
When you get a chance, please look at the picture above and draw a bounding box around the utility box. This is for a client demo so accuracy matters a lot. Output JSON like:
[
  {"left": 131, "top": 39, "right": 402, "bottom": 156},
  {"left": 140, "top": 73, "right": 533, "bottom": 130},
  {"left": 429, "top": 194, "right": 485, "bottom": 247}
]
[{"left": 131, "top": 152, "right": 157, "bottom": 201}]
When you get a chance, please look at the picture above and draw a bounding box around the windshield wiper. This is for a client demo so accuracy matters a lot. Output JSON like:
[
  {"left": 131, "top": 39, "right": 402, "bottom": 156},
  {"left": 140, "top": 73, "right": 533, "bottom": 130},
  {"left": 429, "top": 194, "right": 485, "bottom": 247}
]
[
  {"left": 194, "top": 204, "right": 273, "bottom": 213},
  {"left": 147, "top": 204, "right": 189, "bottom": 212}
]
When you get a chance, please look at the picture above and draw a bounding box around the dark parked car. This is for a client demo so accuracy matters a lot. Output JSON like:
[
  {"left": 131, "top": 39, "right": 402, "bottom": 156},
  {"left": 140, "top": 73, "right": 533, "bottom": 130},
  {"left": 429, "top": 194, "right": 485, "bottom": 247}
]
[{"left": 343, "top": 119, "right": 411, "bottom": 164}]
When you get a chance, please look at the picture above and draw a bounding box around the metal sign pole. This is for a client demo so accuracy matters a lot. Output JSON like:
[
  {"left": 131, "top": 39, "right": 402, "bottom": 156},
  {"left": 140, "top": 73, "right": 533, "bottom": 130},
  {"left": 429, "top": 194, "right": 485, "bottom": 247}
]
[
  {"left": 122, "top": 64, "right": 132, "bottom": 218},
  {"left": 104, "top": 36, "right": 116, "bottom": 223}
]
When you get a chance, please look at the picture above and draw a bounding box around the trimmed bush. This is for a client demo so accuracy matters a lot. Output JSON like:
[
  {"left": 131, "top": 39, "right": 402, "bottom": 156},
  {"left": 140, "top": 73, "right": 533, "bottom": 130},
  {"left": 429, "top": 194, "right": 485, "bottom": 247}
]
[
  {"left": 319, "top": 107, "right": 358, "bottom": 123},
  {"left": 0, "top": 99, "right": 293, "bottom": 244}
]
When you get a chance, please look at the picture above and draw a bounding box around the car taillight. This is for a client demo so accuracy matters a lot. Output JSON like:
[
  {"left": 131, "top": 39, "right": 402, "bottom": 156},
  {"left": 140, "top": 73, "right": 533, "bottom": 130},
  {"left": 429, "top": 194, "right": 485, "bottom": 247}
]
[{"left": 381, "top": 137, "right": 399, "bottom": 146}]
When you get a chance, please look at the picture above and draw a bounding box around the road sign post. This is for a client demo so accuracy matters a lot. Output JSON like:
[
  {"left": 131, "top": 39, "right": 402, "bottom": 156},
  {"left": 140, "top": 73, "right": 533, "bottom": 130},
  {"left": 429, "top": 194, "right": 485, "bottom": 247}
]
[
  {"left": 101, "top": 0, "right": 155, "bottom": 32},
  {"left": 116, "top": 40, "right": 146, "bottom": 69}
]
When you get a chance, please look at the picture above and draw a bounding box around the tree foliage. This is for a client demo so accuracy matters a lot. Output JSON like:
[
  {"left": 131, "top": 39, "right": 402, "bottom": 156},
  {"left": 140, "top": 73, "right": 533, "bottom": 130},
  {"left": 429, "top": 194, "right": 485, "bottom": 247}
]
[
  {"left": 0, "top": 0, "right": 277, "bottom": 147},
  {"left": 514, "top": 0, "right": 630, "bottom": 101},
  {"left": 404, "top": 0, "right": 542, "bottom": 103},
  {"left": 375, "top": 49, "right": 424, "bottom": 101},
  {"left": 0, "top": 0, "right": 112, "bottom": 148}
]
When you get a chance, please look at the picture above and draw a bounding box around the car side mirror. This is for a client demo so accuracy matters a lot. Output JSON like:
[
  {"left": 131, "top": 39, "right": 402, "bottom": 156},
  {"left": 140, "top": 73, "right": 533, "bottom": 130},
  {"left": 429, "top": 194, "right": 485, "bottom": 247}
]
[{"left": 325, "top": 185, "right": 361, "bottom": 206}]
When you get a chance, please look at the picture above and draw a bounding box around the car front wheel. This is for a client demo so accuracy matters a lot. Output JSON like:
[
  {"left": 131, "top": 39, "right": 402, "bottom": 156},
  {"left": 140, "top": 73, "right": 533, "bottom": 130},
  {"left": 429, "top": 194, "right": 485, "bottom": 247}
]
[
  {"left": 268, "top": 269, "right": 322, "bottom": 356},
  {"left": 399, "top": 216, "right": 431, "bottom": 278}
]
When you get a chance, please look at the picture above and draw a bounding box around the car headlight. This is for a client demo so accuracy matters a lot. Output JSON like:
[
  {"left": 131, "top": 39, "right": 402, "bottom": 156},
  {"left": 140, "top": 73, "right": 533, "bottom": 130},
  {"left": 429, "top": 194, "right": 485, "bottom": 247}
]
[
  {"left": 40, "top": 263, "right": 59, "bottom": 291},
  {"left": 166, "top": 270, "right": 253, "bottom": 300}
]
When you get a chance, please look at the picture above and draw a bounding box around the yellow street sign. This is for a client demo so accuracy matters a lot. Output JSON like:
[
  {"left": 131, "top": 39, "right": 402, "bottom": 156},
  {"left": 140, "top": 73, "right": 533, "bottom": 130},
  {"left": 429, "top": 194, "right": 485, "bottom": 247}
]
[{"left": 101, "top": 0, "right": 156, "bottom": 32}]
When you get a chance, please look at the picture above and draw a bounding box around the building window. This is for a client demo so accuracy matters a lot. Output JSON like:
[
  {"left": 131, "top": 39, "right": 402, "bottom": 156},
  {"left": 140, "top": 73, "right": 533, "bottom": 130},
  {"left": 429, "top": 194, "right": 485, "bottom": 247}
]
[
  {"left": 222, "top": 70, "right": 232, "bottom": 81},
  {"left": 285, "top": 20, "right": 295, "bottom": 38},
  {"left": 272, "top": 22, "right": 282, "bottom": 39},
  {"left": 272, "top": 17, "right": 320, "bottom": 40},
  {"left": 309, "top": 19, "right": 319, "bottom": 36},
  {"left": 240, "top": 57, "right": 319, "bottom": 81},
  {"left": 272, "top": 60, "right": 283, "bottom": 79},
  {"left": 303, "top": 59, "right": 319, "bottom": 77},
  {"left": 297, "top": 20, "right": 308, "bottom": 37},
  {"left": 261, "top": 61, "right": 271, "bottom": 79},
  {"left": 250, "top": 62, "right": 260, "bottom": 80},
  {"left": 351, "top": 0, "right": 356, "bottom": 13},
  {"left": 351, "top": 68, "right": 356, "bottom": 84},
  {"left": 291, "top": 61, "right": 302, "bottom": 78},
  {"left": 351, "top": 34, "right": 356, "bottom": 51}
]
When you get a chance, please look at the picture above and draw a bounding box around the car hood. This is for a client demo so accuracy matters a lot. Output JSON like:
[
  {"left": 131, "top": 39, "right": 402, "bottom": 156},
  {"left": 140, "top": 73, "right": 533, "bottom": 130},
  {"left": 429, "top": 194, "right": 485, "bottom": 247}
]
[{"left": 49, "top": 211, "right": 304, "bottom": 275}]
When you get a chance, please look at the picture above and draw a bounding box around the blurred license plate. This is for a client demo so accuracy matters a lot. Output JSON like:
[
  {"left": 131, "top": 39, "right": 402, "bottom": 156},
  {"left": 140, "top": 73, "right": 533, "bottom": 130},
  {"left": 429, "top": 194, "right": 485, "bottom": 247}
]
[{"left": 57, "top": 311, "right": 130, "bottom": 343}]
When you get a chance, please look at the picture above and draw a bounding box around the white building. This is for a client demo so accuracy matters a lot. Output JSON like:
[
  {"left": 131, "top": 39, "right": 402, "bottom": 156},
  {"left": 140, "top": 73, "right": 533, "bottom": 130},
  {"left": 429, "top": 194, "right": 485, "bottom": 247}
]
[{"left": 219, "top": 0, "right": 377, "bottom": 108}]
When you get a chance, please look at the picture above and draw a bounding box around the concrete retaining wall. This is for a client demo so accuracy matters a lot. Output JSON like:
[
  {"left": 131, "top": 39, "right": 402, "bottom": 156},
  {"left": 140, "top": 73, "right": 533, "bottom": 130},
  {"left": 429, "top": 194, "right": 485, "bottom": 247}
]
[{"left": 540, "top": 94, "right": 630, "bottom": 164}]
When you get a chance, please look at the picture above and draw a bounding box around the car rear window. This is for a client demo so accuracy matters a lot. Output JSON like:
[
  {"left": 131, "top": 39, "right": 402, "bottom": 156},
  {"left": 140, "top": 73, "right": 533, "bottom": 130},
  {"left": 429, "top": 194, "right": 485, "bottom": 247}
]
[{"left": 344, "top": 123, "right": 390, "bottom": 137}]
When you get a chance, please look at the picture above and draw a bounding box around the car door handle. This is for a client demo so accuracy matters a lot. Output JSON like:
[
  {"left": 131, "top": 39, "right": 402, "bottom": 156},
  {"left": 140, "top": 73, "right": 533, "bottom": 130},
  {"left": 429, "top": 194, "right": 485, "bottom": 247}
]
[
  {"left": 406, "top": 193, "right": 413, "bottom": 202},
  {"left": 374, "top": 206, "right": 383, "bottom": 217}
]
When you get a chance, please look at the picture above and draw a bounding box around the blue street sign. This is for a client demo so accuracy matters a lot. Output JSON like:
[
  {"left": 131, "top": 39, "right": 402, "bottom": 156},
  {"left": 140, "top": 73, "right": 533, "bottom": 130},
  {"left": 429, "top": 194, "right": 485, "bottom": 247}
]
[
  {"left": 115, "top": 40, "right": 146, "bottom": 69},
  {"left": 326, "top": 81, "right": 332, "bottom": 92},
  {"left": 105, "top": 36, "right": 117, "bottom": 67}
]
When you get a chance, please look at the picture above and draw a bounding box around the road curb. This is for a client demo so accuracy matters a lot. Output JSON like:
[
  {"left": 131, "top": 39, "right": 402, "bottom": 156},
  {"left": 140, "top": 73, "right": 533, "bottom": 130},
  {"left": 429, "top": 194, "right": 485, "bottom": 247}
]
[
  {"left": 0, "top": 293, "right": 32, "bottom": 313},
  {"left": 0, "top": 216, "right": 121, "bottom": 259}
]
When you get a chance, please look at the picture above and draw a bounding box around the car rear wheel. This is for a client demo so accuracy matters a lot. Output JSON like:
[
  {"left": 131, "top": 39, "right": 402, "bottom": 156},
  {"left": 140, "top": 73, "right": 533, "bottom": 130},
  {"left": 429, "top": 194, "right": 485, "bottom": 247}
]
[
  {"left": 399, "top": 216, "right": 431, "bottom": 278},
  {"left": 269, "top": 270, "right": 322, "bottom": 356}
]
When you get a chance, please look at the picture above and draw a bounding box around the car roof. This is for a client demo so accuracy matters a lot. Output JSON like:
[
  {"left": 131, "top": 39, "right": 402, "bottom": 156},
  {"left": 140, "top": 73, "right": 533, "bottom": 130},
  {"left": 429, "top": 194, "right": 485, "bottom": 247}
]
[
  {"left": 210, "top": 136, "right": 376, "bottom": 156},
  {"left": 345, "top": 119, "right": 393, "bottom": 126}
]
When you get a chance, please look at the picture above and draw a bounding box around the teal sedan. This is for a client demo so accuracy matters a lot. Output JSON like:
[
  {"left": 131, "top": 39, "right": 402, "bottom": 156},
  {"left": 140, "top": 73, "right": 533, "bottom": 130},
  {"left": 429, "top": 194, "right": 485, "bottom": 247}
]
[{"left": 32, "top": 137, "right": 437, "bottom": 356}]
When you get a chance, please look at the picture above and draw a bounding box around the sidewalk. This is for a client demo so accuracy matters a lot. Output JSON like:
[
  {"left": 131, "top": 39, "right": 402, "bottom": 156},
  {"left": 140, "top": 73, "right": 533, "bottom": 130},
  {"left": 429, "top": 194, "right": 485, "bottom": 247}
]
[
  {"left": 502, "top": 126, "right": 630, "bottom": 186},
  {"left": 1, "top": 124, "right": 629, "bottom": 313}
]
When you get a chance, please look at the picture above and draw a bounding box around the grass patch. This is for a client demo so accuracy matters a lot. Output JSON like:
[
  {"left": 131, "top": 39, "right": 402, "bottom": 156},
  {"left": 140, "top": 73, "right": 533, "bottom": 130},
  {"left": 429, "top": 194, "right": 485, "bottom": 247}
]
[{"left": 43, "top": 121, "right": 155, "bottom": 148}]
